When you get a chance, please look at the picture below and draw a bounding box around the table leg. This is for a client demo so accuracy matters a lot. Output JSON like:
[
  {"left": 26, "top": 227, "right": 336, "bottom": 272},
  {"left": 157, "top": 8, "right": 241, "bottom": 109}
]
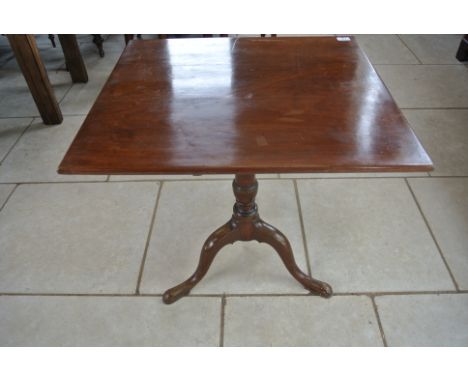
[
  {"left": 58, "top": 35, "right": 88, "bottom": 83},
  {"left": 163, "top": 174, "right": 332, "bottom": 304},
  {"left": 7, "top": 34, "right": 63, "bottom": 125},
  {"left": 124, "top": 34, "right": 134, "bottom": 45}
]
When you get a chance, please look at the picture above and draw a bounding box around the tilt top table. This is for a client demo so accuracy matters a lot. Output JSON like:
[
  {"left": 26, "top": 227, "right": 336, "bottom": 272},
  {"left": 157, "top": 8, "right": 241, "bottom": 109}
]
[{"left": 59, "top": 37, "right": 433, "bottom": 304}]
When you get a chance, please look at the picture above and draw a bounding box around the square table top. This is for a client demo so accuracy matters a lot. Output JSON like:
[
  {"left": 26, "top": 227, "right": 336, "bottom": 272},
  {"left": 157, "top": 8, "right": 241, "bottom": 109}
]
[{"left": 59, "top": 36, "right": 432, "bottom": 175}]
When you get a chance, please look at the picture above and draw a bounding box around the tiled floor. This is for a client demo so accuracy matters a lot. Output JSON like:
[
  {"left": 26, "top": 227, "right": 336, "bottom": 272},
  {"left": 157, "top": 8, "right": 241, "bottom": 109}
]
[{"left": 0, "top": 34, "right": 467, "bottom": 346}]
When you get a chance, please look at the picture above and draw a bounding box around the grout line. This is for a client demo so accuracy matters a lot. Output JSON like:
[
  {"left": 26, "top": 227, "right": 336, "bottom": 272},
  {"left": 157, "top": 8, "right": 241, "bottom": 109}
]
[
  {"left": 375, "top": 63, "right": 466, "bottom": 66},
  {"left": 219, "top": 294, "right": 226, "bottom": 347},
  {"left": 2, "top": 290, "right": 466, "bottom": 298},
  {"left": 0, "top": 292, "right": 154, "bottom": 297},
  {"left": 189, "top": 290, "right": 468, "bottom": 297},
  {"left": 278, "top": 175, "right": 432, "bottom": 180},
  {"left": 0, "top": 115, "right": 39, "bottom": 119},
  {"left": 105, "top": 175, "right": 110, "bottom": 182},
  {"left": 135, "top": 181, "right": 163, "bottom": 294},
  {"left": 396, "top": 35, "right": 423, "bottom": 64},
  {"left": 0, "top": 118, "right": 35, "bottom": 164},
  {"left": 0, "top": 184, "right": 19, "bottom": 213},
  {"left": 371, "top": 296, "right": 388, "bottom": 347},
  {"left": 293, "top": 180, "right": 312, "bottom": 276},
  {"left": 273, "top": 175, "right": 468, "bottom": 180},
  {"left": 57, "top": 82, "right": 74, "bottom": 104},
  {"left": 333, "top": 290, "right": 468, "bottom": 297},
  {"left": 0, "top": 180, "right": 111, "bottom": 186},
  {"left": 418, "top": 175, "right": 468, "bottom": 178},
  {"left": 106, "top": 176, "right": 280, "bottom": 182},
  {"left": 404, "top": 178, "right": 460, "bottom": 291},
  {"left": 0, "top": 175, "right": 467, "bottom": 188},
  {"left": 401, "top": 107, "right": 468, "bottom": 110},
  {"left": 61, "top": 113, "right": 92, "bottom": 117}
]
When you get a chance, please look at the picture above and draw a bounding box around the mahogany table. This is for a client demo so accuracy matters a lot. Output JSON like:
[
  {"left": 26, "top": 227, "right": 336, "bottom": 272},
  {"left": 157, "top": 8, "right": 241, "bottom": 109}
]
[{"left": 59, "top": 37, "right": 433, "bottom": 304}]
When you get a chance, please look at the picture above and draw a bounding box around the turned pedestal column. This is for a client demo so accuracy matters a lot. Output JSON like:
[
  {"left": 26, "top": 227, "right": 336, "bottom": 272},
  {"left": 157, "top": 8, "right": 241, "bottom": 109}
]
[{"left": 162, "top": 174, "right": 333, "bottom": 304}]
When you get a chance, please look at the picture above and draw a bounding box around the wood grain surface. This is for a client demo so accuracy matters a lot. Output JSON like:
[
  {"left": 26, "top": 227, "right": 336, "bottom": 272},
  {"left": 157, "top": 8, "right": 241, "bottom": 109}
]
[{"left": 59, "top": 36, "right": 433, "bottom": 175}]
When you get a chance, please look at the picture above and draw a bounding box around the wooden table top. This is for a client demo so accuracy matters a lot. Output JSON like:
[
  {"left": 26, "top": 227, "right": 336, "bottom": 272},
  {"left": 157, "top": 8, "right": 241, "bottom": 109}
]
[{"left": 59, "top": 36, "right": 432, "bottom": 175}]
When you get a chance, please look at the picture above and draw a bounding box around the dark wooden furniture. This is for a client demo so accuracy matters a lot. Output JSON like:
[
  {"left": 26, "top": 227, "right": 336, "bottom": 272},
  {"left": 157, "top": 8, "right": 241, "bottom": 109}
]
[
  {"left": 92, "top": 34, "right": 105, "bottom": 57},
  {"left": 7, "top": 34, "right": 88, "bottom": 125},
  {"left": 456, "top": 35, "right": 468, "bottom": 61},
  {"left": 58, "top": 35, "right": 88, "bottom": 83},
  {"left": 59, "top": 37, "right": 433, "bottom": 304},
  {"left": 7, "top": 35, "right": 62, "bottom": 124}
]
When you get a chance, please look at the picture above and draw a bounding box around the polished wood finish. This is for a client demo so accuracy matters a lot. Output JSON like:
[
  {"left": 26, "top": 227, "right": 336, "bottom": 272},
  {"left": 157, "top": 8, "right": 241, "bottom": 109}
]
[
  {"left": 456, "top": 35, "right": 468, "bottom": 62},
  {"left": 163, "top": 174, "right": 332, "bottom": 304},
  {"left": 7, "top": 34, "right": 63, "bottom": 125},
  {"left": 59, "top": 37, "right": 432, "bottom": 175},
  {"left": 58, "top": 34, "right": 88, "bottom": 83}
]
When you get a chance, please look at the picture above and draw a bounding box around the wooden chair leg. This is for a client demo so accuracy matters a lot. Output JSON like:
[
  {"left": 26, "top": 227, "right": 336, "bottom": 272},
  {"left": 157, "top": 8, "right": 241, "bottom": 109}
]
[
  {"left": 92, "top": 34, "right": 105, "bottom": 57},
  {"left": 58, "top": 34, "right": 88, "bottom": 83},
  {"left": 48, "top": 34, "right": 56, "bottom": 47},
  {"left": 7, "top": 34, "right": 63, "bottom": 125},
  {"left": 456, "top": 35, "right": 468, "bottom": 62},
  {"left": 124, "top": 34, "right": 134, "bottom": 45}
]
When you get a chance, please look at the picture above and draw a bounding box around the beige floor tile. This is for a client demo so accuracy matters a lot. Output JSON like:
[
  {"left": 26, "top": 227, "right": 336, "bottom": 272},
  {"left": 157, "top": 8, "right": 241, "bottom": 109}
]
[
  {"left": 399, "top": 34, "right": 464, "bottom": 64},
  {"left": 355, "top": 35, "right": 419, "bottom": 64},
  {"left": 110, "top": 174, "right": 278, "bottom": 181},
  {"left": 0, "top": 70, "right": 72, "bottom": 118},
  {"left": 0, "top": 117, "right": 32, "bottom": 161},
  {"left": 73, "top": 47, "right": 123, "bottom": 73},
  {"left": 224, "top": 296, "right": 383, "bottom": 346},
  {"left": 409, "top": 178, "right": 468, "bottom": 289},
  {"left": 59, "top": 70, "right": 112, "bottom": 115},
  {"left": 0, "top": 116, "right": 106, "bottom": 183},
  {"left": 0, "top": 184, "right": 14, "bottom": 208},
  {"left": 375, "top": 65, "right": 468, "bottom": 108},
  {"left": 279, "top": 172, "right": 428, "bottom": 179},
  {"left": 298, "top": 178, "right": 454, "bottom": 293},
  {"left": 376, "top": 294, "right": 468, "bottom": 346},
  {"left": 0, "top": 182, "right": 158, "bottom": 293},
  {"left": 140, "top": 180, "right": 310, "bottom": 294},
  {"left": 404, "top": 110, "right": 468, "bottom": 176},
  {"left": 0, "top": 296, "right": 220, "bottom": 346}
]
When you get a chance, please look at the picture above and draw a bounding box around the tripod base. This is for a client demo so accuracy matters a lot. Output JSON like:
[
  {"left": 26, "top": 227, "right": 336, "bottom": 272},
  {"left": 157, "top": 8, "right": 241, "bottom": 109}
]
[{"left": 163, "top": 174, "right": 333, "bottom": 304}]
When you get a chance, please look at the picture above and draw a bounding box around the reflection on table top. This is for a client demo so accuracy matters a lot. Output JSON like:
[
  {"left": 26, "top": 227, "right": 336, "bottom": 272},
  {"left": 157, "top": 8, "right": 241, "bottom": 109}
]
[{"left": 59, "top": 36, "right": 433, "bottom": 175}]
